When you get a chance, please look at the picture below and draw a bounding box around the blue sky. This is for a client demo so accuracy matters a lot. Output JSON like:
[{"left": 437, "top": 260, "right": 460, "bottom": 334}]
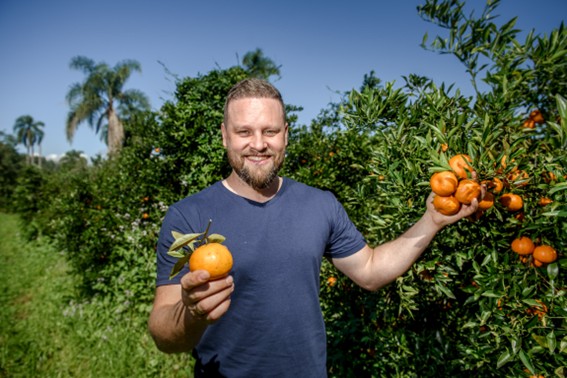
[{"left": 1, "top": 0, "right": 565, "bottom": 160}]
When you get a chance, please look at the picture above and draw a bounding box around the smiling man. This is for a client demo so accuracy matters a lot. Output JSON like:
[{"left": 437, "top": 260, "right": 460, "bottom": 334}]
[{"left": 148, "top": 78, "right": 482, "bottom": 377}]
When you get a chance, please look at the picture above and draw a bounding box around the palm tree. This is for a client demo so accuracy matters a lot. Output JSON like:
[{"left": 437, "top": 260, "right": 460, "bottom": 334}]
[
  {"left": 65, "top": 56, "right": 150, "bottom": 156},
  {"left": 241, "top": 48, "right": 281, "bottom": 80},
  {"left": 13, "top": 115, "right": 45, "bottom": 165}
]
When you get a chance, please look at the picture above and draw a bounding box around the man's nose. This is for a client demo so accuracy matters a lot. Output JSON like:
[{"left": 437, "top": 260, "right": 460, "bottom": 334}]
[{"left": 250, "top": 133, "right": 267, "bottom": 150}]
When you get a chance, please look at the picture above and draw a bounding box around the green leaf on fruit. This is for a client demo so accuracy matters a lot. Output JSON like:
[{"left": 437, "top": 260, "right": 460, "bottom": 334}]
[
  {"left": 169, "top": 232, "right": 203, "bottom": 252},
  {"left": 169, "top": 254, "right": 190, "bottom": 280},
  {"left": 167, "top": 250, "right": 186, "bottom": 259},
  {"left": 171, "top": 230, "right": 184, "bottom": 240},
  {"left": 207, "top": 233, "right": 226, "bottom": 243}
]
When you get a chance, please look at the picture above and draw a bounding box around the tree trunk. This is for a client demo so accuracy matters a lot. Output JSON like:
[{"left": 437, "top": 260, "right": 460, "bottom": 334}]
[{"left": 107, "top": 110, "right": 124, "bottom": 156}]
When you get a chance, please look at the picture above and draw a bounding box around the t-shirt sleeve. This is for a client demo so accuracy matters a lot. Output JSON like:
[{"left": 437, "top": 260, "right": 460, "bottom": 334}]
[
  {"left": 155, "top": 204, "right": 193, "bottom": 286},
  {"left": 324, "top": 192, "right": 367, "bottom": 259}
]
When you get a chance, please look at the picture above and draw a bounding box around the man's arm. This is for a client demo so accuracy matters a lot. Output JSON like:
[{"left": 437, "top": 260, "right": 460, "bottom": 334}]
[
  {"left": 332, "top": 192, "right": 480, "bottom": 291},
  {"left": 148, "top": 271, "right": 234, "bottom": 353}
]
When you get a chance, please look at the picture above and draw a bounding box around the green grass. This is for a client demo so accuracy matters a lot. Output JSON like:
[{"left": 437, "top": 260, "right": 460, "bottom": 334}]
[{"left": 0, "top": 213, "right": 193, "bottom": 377}]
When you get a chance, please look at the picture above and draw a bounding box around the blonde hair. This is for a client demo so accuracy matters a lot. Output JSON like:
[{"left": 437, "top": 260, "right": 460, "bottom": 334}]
[{"left": 224, "top": 78, "right": 285, "bottom": 124}]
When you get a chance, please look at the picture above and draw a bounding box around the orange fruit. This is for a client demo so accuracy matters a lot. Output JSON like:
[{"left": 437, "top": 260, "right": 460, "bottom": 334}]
[
  {"left": 441, "top": 143, "right": 449, "bottom": 152},
  {"left": 142, "top": 213, "right": 150, "bottom": 219},
  {"left": 508, "top": 170, "right": 529, "bottom": 187},
  {"left": 491, "top": 177, "right": 504, "bottom": 193},
  {"left": 478, "top": 191, "right": 494, "bottom": 210},
  {"left": 327, "top": 276, "right": 337, "bottom": 286},
  {"left": 533, "top": 245, "right": 557, "bottom": 264},
  {"left": 482, "top": 177, "right": 504, "bottom": 194},
  {"left": 449, "top": 154, "right": 474, "bottom": 179},
  {"left": 538, "top": 197, "right": 553, "bottom": 206},
  {"left": 454, "top": 179, "right": 481, "bottom": 205},
  {"left": 523, "top": 119, "right": 536, "bottom": 128},
  {"left": 189, "top": 242, "right": 233, "bottom": 280},
  {"left": 529, "top": 109, "right": 545, "bottom": 124},
  {"left": 532, "top": 258, "right": 544, "bottom": 268},
  {"left": 499, "top": 193, "right": 523, "bottom": 212},
  {"left": 511, "top": 236, "right": 535, "bottom": 255},
  {"left": 433, "top": 195, "right": 461, "bottom": 216},
  {"left": 430, "top": 171, "right": 459, "bottom": 196},
  {"left": 543, "top": 171, "right": 557, "bottom": 183}
]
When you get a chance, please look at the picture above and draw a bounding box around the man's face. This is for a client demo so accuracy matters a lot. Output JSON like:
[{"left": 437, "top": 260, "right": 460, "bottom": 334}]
[{"left": 221, "top": 97, "right": 288, "bottom": 190}]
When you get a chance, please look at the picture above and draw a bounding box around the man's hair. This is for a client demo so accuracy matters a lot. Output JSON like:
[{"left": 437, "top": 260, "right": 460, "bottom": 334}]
[{"left": 223, "top": 78, "right": 286, "bottom": 124}]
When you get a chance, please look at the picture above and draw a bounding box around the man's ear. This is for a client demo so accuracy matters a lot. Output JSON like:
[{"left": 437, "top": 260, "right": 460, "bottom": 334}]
[
  {"left": 284, "top": 123, "right": 289, "bottom": 146},
  {"left": 221, "top": 123, "right": 228, "bottom": 148}
]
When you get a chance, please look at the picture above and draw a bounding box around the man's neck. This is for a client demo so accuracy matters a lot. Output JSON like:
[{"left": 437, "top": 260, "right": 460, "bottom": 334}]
[{"left": 223, "top": 172, "right": 282, "bottom": 203}]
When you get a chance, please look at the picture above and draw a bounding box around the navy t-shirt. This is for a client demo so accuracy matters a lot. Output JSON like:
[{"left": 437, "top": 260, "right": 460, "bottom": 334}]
[{"left": 156, "top": 178, "right": 366, "bottom": 377}]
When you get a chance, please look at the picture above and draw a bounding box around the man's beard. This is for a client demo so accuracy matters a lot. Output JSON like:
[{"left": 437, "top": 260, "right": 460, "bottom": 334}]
[{"left": 227, "top": 150, "right": 285, "bottom": 190}]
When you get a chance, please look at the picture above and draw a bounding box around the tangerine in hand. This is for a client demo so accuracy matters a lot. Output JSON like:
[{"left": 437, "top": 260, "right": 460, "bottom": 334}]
[{"left": 189, "top": 243, "right": 233, "bottom": 280}]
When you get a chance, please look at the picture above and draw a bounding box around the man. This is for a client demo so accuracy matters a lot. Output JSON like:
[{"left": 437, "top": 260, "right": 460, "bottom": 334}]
[{"left": 148, "top": 78, "right": 482, "bottom": 377}]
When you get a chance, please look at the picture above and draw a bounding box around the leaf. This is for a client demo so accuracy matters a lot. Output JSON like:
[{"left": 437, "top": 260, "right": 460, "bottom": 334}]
[
  {"left": 518, "top": 350, "right": 535, "bottom": 374},
  {"left": 531, "top": 334, "right": 548, "bottom": 349},
  {"left": 171, "top": 230, "right": 184, "bottom": 240},
  {"left": 547, "top": 330, "right": 557, "bottom": 353},
  {"left": 560, "top": 336, "right": 567, "bottom": 353},
  {"left": 496, "top": 349, "right": 513, "bottom": 369},
  {"left": 167, "top": 250, "right": 186, "bottom": 259},
  {"left": 169, "top": 254, "right": 190, "bottom": 280},
  {"left": 207, "top": 233, "right": 226, "bottom": 243},
  {"left": 436, "top": 283, "right": 456, "bottom": 299},
  {"left": 547, "top": 263, "right": 559, "bottom": 280},
  {"left": 168, "top": 232, "right": 203, "bottom": 252}
]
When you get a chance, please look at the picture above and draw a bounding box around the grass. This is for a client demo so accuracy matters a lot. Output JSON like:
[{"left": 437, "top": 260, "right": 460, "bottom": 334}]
[{"left": 0, "top": 213, "right": 193, "bottom": 377}]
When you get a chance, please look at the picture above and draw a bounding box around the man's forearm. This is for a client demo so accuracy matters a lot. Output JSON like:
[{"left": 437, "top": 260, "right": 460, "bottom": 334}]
[{"left": 148, "top": 300, "right": 207, "bottom": 353}]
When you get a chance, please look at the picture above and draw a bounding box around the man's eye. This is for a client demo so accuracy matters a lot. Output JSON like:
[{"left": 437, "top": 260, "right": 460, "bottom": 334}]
[{"left": 265, "top": 130, "right": 278, "bottom": 136}]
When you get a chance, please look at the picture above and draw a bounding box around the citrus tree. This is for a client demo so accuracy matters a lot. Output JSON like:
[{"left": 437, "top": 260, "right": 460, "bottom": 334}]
[{"left": 298, "top": 1, "right": 566, "bottom": 376}]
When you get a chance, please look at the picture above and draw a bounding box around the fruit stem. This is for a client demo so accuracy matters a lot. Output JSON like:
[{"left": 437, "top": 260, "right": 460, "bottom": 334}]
[{"left": 202, "top": 219, "right": 213, "bottom": 244}]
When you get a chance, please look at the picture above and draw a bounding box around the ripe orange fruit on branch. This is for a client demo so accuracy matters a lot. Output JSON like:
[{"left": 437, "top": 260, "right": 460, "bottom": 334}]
[
  {"left": 538, "top": 197, "right": 553, "bottom": 206},
  {"left": 430, "top": 171, "right": 459, "bottom": 196},
  {"left": 529, "top": 109, "right": 545, "bottom": 124},
  {"left": 190, "top": 243, "right": 233, "bottom": 280},
  {"left": 449, "top": 154, "right": 474, "bottom": 179},
  {"left": 511, "top": 236, "right": 535, "bottom": 255},
  {"left": 433, "top": 195, "right": 461, "bottom": 216},
  {"left": 533, "top": 245, "right": 557, "bottom": 264},
  {"left": 478, "top": 191, "right": 494, "bottom": 210},
  {"left": 499, "top": 193, "right": 523, "bottom": 212},
  {"left": 455, "top": 179, "right": 481, "bottom": 205}
]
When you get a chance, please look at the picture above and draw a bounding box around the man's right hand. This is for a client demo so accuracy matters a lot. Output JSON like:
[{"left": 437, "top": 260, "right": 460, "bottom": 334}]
[
  {"left": 148, "top": 271, "right": 234, "bottom": 353},
  {"left": 181, "top": 270, "right": 235, "bottom": 322}
]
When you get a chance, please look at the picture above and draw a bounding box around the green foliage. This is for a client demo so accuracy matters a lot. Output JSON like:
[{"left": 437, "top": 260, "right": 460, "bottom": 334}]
[
  {"left": 0, "top": 213, "right": 193, "bottom": 377},
  {"left": 0, "top": 138, "right": 24, "bottom": 210}
]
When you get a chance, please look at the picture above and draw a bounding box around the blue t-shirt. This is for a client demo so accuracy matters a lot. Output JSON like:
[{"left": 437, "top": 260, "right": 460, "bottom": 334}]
[{"left": 156, "top": 178, "right": 366, "bottom": 377}]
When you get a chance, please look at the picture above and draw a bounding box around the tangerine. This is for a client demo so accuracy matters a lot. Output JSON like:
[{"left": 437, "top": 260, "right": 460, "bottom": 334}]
[
  {"left": 533, "top": 245, "right": 557, "bottom": 264},
  {"left": 189, "top": 242, "right": 233, "bottom": 280},
  {"left": 529, "top": 109, "right": 545, "bottom": 124},
  {"left": 511, "top": 236, "right": 535, "bottom": 255},
  {"left": 430, "top": 171, "right": 459, "bottom": 196},
  {"left": 449, "top": 154, "right": 474, "bottom": 179},
  {"left": 433, "top": 195, "right": 461, "bottom": 216},
  {"left": 499, "top": 193, "right": 523, "bottom": 212},
  {"left": 454, "top": 179, "right": 481, "bottom": 205},
  {"left": 478, "top": 191, "right": 494, "bottom": 210},
  {"left": 538, "top": 197, "right": 553, "bottom": 206},
  {"left": 523, "top": 119, "right": 536, "bottom": 129}
]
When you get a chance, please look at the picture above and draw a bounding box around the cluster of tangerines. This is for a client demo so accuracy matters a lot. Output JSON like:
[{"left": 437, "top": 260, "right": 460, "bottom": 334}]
[
  {"left": 511, "top": 236, "right": 558, "bottom": 267},
  {"left": 430, "top": 154, "right": 541, "bottom": 216},
  {"left": 522, "top": 109, "right": 545, "bottom": 129},
  {"left": 429, "top": 154, "right": 490, "bottom": 216}
]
